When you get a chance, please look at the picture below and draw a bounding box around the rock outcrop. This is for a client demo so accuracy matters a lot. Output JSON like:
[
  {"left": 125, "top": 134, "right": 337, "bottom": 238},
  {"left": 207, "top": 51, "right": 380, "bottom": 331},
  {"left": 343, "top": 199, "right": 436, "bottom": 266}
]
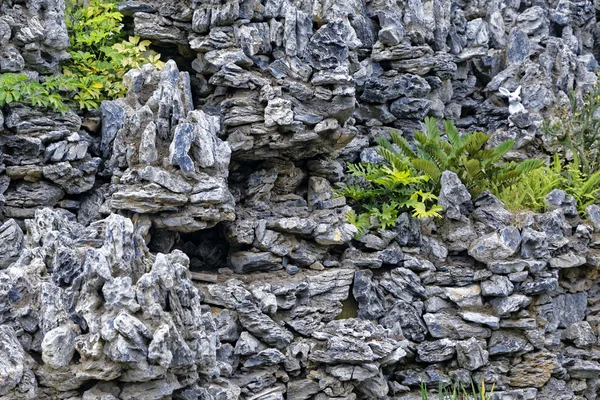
[{"left": 3, "top": 0, "right": 600, "bottom": 399}]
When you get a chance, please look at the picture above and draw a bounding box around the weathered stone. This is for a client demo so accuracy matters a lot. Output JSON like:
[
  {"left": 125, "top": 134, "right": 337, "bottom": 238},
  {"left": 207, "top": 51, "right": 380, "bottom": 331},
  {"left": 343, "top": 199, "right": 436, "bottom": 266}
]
[
  {"left": 438, "top": 171, "right": 473, "bottom": 220},
  {"left": 456, "top": 338, "right": 488, "bottom": 370},
  {"left": 481, "top": 275, "right": 514, "bottom": 297},
  {"left": 565, "top": 321, "right": 596, "bottom": 347},
  {"left": 0, "top": 219, "right": 23, "bottom": 268},
  {"left": 468, "top": 226, "right": 521, "bottom": 263},
  {"left": 488, "top": 330, "right": 533, "bottom": 355},
  {"left": 424, "top": 312, "right": 491, "bottom": 339},
  {"left": 508, "top": 352, "right": 558, "bottom": 388},
  {"left": 417, "top": 338, "right": 456, "bottom": 363}
]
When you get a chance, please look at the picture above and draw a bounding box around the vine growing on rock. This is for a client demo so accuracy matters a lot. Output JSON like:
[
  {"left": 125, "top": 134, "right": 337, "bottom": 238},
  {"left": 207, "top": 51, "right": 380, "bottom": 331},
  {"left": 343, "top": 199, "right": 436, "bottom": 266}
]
[{"left": 0, "top": 0, "right": 164, "bottom": 113}]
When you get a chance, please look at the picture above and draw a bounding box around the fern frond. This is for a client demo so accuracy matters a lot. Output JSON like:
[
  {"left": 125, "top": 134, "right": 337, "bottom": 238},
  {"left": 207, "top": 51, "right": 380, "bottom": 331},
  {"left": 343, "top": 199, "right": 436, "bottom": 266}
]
[
  {"left": 514, "top": 159, "right": 544, "bottom": 173},
  {"left": 444, "top": 119, "right": 461, "bottom": 147},
  {"left": 389, "top": 130, "right": 417, "bottom": 159},
  {"left": 465, "top": 131, "right": 489, "bottom": 155},
  {"left": 411, "top": 158, "right": 442, "bottom": 182},
  {"left": 493, "top": 139, "right": 515, "bottom": 160},
  {"left": 425, "top": 116, "right": 440, "bottom": 140}
]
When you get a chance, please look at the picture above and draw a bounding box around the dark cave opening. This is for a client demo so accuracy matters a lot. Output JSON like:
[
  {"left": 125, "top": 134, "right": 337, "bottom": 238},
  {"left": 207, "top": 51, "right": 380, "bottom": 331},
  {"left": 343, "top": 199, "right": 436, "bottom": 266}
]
[{"left": 172, "top": 224, "right": 231, "bottom": 272}]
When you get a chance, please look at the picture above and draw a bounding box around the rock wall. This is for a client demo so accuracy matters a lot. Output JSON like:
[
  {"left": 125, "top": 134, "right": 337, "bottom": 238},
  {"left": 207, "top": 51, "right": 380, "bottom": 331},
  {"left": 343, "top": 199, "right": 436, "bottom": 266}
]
[{"left": 3, "top": 0, "right": 600, "bottom": 399}]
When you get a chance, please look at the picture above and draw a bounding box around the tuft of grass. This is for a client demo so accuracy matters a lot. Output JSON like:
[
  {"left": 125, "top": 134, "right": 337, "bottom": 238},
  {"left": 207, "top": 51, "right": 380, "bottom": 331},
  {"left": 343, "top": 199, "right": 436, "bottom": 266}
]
[{"left": 419, "top": 380, "right": 494, "bottom": 400}]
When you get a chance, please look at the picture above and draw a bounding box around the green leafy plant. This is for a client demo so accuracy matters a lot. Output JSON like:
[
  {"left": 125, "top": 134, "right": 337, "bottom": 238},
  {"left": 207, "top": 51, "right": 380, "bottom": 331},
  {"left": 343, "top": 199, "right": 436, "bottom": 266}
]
[
  {"left": 493, "top": 154, "right": 600, "bottom": 216},
  {"left": 492, "top": 154, "right": 564, "bottom": 213},
  {"left": 419, "top": 380, "right": 494, "bottom": 400},
  {"left": 0, "top": 0, "right": 164, "bottom": 113},
  {"left": 543, "top": 76, "right": 600, "bottom": 175},
  {"left": 379, "top": 117, "right": 544, "bottom": 197},
  {"left": 338, "top": 161, "right": 443, "bottom": 236},
  {"left": 563, "top": 159, "right": 600, "bottom": 215},
  {"left": 63, "top": 0, "right": 165, "bottom": 110},
  {"left": 0, "top": 74, "right": 69, "bottom": 112}
]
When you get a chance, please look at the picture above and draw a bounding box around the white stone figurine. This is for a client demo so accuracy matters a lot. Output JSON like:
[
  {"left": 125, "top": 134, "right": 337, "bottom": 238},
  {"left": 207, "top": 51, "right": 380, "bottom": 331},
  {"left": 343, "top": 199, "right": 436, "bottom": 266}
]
[{"left": 499, "top": 85, "right": 525, "bottom": 115}]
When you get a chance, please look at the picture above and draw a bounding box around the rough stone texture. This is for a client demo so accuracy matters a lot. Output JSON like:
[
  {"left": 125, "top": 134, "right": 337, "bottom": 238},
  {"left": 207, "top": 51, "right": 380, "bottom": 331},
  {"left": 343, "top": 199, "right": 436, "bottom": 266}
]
[{"left": 2, "top": 0, "right": 600, "bottom": 398}]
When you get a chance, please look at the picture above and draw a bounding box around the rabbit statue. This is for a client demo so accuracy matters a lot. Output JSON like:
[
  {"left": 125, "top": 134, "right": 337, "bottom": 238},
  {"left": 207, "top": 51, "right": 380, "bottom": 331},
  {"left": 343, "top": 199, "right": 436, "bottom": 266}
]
[{"left": 499, "top": 86, "right": 526, "bottom": 115}]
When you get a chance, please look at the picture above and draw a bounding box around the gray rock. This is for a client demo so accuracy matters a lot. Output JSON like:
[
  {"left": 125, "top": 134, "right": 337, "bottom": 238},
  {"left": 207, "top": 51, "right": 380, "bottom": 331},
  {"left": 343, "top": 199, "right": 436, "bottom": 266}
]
[
  {"left": 380, "top": 300, "right": 428, "bottom": 342},
  {"left": 353, "top": 270, "right": 386, "bottom": 320},
  {"left": 489, "top": 294, "right": 532, "bottom": 316},
  {"left": 390, "top": 98, "right": 433, "bottom": 119},
  {"left": 327, "top": 363, "right": 379, "bottom": 382},
  {"left": 468, "top": 226, "right": 521, "bottom": 263},
  {"left": 438, "top": 171, "right": 473, "bottom": 220},
  {"left": 520, "top": 228, "right": 549, "bottom": 259},
  {"left": 488, "top": 330, "right": 533, "bottom": 355},
  {"left": 229, "top": 251, "right": 282, "bottom": 273},
  {"left": 456, "top": 337, "right": 489, "bottom": 370},
  {"left": 567, "top": 360, "right": 600, "bottom": 379},
  {"left": 361, "top": 74, "right": 430, "bottom": 103},
  {"left": 565, "top": 321, "right": 596, "bottom": 347},
  {"left": 586, "top": 204, "right": 600, "bottom": 230},
  {"left": 424, "top": 311, "right": 491, "bottom": 339},
  {"left": 481, "top": 275, "right": 514, "bottom": 297},
  {"left": 235, "top": 332, "right": 265, "bottom": 356},
  {"left": 236, "top": 300, "right": 293, "bottom": 349},
  {"left": 520, "top": 278, "right": 558, "bottom": 295},
  {"left": 0, "top": 325, "right": 24, "bottom": 395},
  {"left": 287, "top": 379, "right": 320, "bottom": 400},
  {"left": 507, "top": 28, "right": 530, "bottom": 64},
  {"left": 458, "top": 310, "right": 500, "bottom": 329},
  {"left": 548, "top": 252, "right": 586, "bottom": 269},
  {"left": 0, "top": 219, "right": 23, "bottom": 268},
  {"left": 307, "top": 21, "right": 349, "bottom": 70},
  {"left": 417, "top": 338, "right": 456, "bottom": 363},
  {"left": 41, "top": 324, "right": 77, "bottom": 369},
  {"left": 553, "top": 293, "right": 587, "bottom": 328}
]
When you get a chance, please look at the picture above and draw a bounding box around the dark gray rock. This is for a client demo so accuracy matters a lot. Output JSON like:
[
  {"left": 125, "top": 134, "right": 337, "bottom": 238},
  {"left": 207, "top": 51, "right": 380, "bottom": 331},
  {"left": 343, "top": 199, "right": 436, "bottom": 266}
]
[
  {"left": 0, "top": 219, "right": 23, "bottom": 268},
  {"left": 417, "top": 339, "right": 456, "bottom": 363},
  {"left": 488, "top": 330, "right": 533, "bottom": 355},
  {"left": 438, "top": 171, "right": 473, "bottom": 220},
  {"left": 236, "top": 300, "right": 293, "bottom": 349},
  {"left": 353, "top": 270, "right": 387, "bottom": 320},
  {"left": 307, "top": 21, "right": 348, "bottom": 70},
  {"left": 361, "top": 74, "right": 430, "bottom": 103},
  {"left": 456, "top": 338, "right": 488, "bottom": 370},
  {"left": 380, "top": 300, "right": 428, "bottom": 342},
  {"left": 390, "top": 98, "right": 433, "bottom": 119}
]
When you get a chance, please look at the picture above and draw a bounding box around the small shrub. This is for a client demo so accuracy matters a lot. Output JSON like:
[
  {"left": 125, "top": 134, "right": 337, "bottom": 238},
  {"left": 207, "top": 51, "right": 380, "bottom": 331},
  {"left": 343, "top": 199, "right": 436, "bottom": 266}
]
[
  {"left": 379, "top": 117, "right": 544, "bottom": 197},
  {"left": 63, "top": 0, "right": 164, "bottom": 110},
  {"left": 0, "top": 74, "right": 69, "bottom": 112},
  {"left": 492, "top": 154, "right": 564, "bottom": 213},
  {"left": 0, "top": 0, "right": 164, "bottom": 113}
]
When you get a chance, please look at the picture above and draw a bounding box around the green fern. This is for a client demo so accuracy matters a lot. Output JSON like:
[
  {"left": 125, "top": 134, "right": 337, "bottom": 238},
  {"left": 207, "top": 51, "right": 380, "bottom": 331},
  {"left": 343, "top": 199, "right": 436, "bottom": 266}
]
[
  {"left": 338, "top": 161, "right": 442, "bottom": 236},
  {"left": 493, "top": 154, "right": 600, "bottom": 216},
  {"left": 381, "top": 117, "right": 544, "bottom": 197}
]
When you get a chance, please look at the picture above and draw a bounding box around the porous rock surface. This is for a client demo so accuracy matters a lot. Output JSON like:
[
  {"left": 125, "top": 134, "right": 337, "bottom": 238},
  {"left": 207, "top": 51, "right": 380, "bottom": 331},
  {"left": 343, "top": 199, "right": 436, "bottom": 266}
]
[{"left": 3, "top": 0, "right": 600, "bottom": 399}]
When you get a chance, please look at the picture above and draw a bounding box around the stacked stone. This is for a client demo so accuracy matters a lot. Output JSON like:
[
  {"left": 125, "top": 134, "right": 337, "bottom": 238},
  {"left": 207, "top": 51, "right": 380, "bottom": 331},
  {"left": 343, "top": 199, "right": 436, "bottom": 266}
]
[{"left": 2, "top": 0, "right": 600, "bottom": 399}]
